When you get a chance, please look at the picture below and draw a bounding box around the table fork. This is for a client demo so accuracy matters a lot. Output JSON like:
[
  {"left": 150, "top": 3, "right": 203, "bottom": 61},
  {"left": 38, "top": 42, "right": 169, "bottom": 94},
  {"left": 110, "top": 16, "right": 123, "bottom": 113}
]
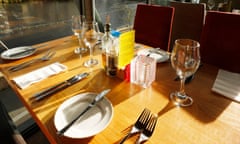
[
  {"left": 119, "top": 108, "right": 151, "bottom": 144},
  {"left": 135, "top": 114, "right": 157, "bottom": 144},
  {"left": 8, "top": 50, "right": 56, "bottom": 72}
]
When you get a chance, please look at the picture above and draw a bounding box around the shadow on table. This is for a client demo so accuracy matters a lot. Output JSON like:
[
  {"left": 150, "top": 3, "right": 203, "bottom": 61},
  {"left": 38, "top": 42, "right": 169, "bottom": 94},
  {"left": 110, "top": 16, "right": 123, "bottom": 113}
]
[{"left": 152, "top": 63, "right": 232, "bottom": 123}]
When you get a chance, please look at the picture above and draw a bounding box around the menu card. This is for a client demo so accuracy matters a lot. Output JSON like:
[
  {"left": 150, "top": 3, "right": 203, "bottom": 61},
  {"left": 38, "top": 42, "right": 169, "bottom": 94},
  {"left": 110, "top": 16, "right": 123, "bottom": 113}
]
[
  {"left": 118, "top": 30, "right": 135, "bottom": 68},
  {"left": 212, "top": 69, "right": 240, "bottom": 102}
]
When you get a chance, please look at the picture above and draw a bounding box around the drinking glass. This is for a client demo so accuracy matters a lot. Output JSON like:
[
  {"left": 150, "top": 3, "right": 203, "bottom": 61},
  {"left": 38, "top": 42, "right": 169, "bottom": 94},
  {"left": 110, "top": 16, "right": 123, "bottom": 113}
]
[
  {"left": 72, "top": 15, "right": 85, "bottom": 36},
  {"left": 81, "top": 21, "right": 100, "bottom": 67},
  {"left": 207, "top": 0, "right": 215, "bottom": 10},
  {"left": 72, "top": 15, "right": 88, "bottom": 54},
  {"left": 170, "top": 39, "right": 200, "bottom": 107}
]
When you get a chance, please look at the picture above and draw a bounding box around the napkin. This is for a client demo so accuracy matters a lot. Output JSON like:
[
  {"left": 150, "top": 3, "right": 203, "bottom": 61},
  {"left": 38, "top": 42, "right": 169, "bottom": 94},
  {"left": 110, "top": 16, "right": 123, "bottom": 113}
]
[
  {"left": 137, "top": 48, "right": 169, "bottom": 63},
  {"left": 13, "top": 62, "right": 67, "bottom": 89},
  {"left": 212, "top": 69, "right": 240, "bottom": 102}
]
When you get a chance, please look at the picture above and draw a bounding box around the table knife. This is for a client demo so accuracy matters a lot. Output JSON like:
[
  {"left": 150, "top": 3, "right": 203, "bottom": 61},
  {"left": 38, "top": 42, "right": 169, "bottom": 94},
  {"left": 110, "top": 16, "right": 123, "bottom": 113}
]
[
  {"left": 29, "top": 72, "right": 89, "bottom": 102},
  {"left": 56, "top": 89, "right": 111, "bottom": 136},
  {"left": 8, "top": 44, "right": 48, "bottom": 57}
]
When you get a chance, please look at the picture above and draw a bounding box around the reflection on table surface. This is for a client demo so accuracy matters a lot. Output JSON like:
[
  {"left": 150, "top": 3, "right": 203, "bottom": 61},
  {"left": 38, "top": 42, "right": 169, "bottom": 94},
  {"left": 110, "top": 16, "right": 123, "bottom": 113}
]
[{"left": 0, "top": 36, "right": 240, "bottom": 144}]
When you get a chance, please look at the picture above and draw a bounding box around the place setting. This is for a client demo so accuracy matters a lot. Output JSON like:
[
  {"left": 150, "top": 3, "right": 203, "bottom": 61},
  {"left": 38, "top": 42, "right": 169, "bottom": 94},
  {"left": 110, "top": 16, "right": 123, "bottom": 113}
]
[
  {"left": 54, "top": 89, "right": 114, "bottom": 139},
  {"left": 0, "top": 40, "right": 48, "bottom": 60}
]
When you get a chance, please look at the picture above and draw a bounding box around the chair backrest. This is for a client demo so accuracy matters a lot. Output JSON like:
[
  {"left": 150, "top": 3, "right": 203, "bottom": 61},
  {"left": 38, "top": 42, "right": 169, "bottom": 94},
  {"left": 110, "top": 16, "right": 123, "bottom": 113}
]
[
  {"left": 169, "top": 1, "right": 206, "bottom": 50},
  {"left": 200, "top": 11, "right": 240, "bottom": 73},
  {"left": 133, "top": 4, "right": 174, "bottom": 51},
  {"left": 0, "top": 101, "right": 27, "bottom": 144}
]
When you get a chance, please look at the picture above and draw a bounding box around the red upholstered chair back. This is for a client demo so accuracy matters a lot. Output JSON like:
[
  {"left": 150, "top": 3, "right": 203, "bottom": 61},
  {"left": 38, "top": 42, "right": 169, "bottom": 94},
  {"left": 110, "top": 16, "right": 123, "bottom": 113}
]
[
  {"left": 200, "top": 11, "right": 240, "bottom": 73},
  {"left": 170, "top": 1, "right": 206, "bottom": 51},
  {"left": 133, "top": 4, "right": 174, "bottom": 52}
]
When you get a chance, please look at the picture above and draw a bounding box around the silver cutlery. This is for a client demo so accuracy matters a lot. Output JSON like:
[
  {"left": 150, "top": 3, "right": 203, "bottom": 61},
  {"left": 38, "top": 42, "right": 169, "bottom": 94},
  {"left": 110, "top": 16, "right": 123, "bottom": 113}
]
[
  {"left": 8, "top": 50, "right": 56, "bottom": 72},
  {"left": 8, "top": 48, "right": 36, "bottom": 58},
  {"left": 119, "top": 108, "right": 151, "bottom": 144},
  {"left": 29, "top": 72, "right": 89, "bottom": 102},
  {"left": 7, "top": 44, "right": 48, "bottom": 57},
  {"left": 0, "top": 40, "right": 9, "bottom": 50},
  {"left": 135, "top": 114, "right": 158, "bottom": 144},
  {"left": 56, "top": 89, "right": 111, "bottom": 136}
]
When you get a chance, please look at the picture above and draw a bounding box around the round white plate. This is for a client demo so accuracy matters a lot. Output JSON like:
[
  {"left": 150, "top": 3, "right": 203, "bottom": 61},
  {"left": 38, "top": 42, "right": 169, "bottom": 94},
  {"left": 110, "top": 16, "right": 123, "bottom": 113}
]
[
  {"left": 1, "top": 46, "right": 36, "bottom": 60},
  {"left": 54, "top": 92, "right": 113, "bottom": 138},
  {"left": 137, "top": 48, "right": 169, "bottom": 63}
]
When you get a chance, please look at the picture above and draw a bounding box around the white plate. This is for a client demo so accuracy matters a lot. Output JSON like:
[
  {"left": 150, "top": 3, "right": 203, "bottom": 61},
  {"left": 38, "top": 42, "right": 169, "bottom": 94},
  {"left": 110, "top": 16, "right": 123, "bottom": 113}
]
[
  {"left": 1, "top": 46, "right": 36, "bottom": 60},
  {"left": 54, "top": 92, "right": 113, "bottom": 138},
  {"left": 137, "top": 48, "right": 169, "bottom": 63}
]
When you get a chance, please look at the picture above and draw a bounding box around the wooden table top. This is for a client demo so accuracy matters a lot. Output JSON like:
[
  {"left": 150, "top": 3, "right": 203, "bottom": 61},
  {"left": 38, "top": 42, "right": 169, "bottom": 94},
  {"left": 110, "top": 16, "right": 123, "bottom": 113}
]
[{"left": 0, "top": 36, "right": 240, "bottom": 144}]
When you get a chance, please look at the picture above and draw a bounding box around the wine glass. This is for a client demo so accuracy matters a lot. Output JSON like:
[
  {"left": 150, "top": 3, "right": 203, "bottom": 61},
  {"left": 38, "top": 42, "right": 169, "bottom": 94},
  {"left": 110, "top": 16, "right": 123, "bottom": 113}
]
[
  {"left": 72, "top": 15, "right": 88, "bottom": 54},
  {"left": 207, "top": 0, "right": 215, "bottom": 10},
  {"left": 170, "top": 39, "right": 200, "bottom": 107},
  {"left": 72, "top": 15, "right": 85, "bottom": 36},
  {"left": 81, "top": 21, "right": 100, "bottom": 67}
]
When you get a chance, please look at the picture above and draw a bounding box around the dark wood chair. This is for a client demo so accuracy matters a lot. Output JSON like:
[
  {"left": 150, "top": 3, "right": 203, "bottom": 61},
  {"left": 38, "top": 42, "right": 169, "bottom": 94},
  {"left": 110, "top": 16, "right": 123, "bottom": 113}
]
[
  {"left": 0, "top": 100, "right": 27, "bottom": 144},
  {"left": 200, "top": 11, "right": 240, "bottom": 73},
  {"left": 133, "top": 4, "right": 175, "bottom": 51},
  {"left": 169, "top": 1, "right": 206, "bottom": 51}
]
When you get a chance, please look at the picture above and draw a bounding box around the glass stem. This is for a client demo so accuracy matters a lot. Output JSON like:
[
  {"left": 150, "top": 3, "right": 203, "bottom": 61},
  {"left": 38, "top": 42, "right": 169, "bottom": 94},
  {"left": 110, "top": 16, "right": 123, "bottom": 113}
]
[
  {"left": 179, "top": 77, "right": 186, "bottom": 98},
  {"left": 89, "top": 46, "right": 93, "bottom": 61}
]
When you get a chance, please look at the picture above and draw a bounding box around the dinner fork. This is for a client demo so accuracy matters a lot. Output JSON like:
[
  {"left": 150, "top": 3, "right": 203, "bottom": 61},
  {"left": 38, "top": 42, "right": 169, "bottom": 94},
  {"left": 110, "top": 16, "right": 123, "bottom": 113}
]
[
  {"left": 119, "top": 108, "right": 151, "bottom": 144},
  {"left": 8, "top": 50, "right": 56, "bottom": 72},
  {"left": 135, "top": 114, "right": 158, "bottom": 144}
]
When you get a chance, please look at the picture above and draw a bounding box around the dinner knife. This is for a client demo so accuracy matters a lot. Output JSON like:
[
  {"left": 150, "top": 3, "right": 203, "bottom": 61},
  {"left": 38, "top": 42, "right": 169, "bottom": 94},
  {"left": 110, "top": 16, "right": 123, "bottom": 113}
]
[
  {"left": 8, "top": 44, "right": 48, "bottom": 57},
  {"left": 8, "top": 48, "right": 36, "bottom": 57},
  {"left": 29, "top": 72, "right": 89, "bottom": 102},
  {"left": 56, "top": 89, "right": 111, "bottom": 136}
]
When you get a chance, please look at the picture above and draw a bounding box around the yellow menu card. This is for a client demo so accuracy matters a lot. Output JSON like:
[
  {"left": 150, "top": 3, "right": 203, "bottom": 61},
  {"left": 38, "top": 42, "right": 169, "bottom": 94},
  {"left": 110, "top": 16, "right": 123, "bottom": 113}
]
[{"left": 118, "top": 30, "right": 135, "bottom": 68}]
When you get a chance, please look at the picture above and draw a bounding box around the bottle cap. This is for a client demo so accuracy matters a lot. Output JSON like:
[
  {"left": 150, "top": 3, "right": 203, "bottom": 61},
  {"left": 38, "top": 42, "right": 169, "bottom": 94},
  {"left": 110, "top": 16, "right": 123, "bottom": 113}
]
[{"left": 111, "top": 30, "right": 121, "bottom": 37}]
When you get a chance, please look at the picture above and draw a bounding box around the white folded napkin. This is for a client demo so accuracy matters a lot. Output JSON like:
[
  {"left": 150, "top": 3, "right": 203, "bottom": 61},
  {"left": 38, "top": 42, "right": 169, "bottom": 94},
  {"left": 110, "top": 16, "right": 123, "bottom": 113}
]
[
  {"left": 212, "top": 69, "right": 240, "bottom": 102},
  {"left": 137, "top": 48, "right": 169, "bottom": 63},
  {"left": 13, "top": 62, "right": 67, "bottom": 89}
]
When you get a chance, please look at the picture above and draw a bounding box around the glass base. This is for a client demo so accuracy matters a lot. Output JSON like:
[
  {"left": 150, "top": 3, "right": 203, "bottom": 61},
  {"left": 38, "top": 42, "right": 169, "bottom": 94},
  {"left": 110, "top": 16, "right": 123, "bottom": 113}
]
[
  {"left": 84, "top": 59, "right": 98, "bottom": 67},
  {"left": 170, "top": 92, "right": 193, "bottom": 107}
]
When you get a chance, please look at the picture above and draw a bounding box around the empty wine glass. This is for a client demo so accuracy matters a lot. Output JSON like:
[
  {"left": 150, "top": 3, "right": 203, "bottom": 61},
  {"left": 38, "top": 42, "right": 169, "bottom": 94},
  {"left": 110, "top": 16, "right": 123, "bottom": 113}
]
[
  {"left": 81, "top": 21, "right": 100, "bottom": 67},
  {"left": 170, "top": 39, "right": 200, "bottom": 107},
  {"left": 207, "top": 0, "right": 215, "bottom": 10},
  {"left": 72, "top": 15, "right": 88, "bottom": 54},
  {"left": 72, "top": 15, "right": 85, "bottom": 36}
]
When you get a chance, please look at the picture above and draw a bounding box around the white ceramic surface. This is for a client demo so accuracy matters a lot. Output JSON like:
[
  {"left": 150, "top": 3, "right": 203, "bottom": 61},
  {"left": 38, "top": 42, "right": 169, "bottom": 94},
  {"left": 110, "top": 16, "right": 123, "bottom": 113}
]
[
  {"left": 54, "top": 92, "right": 113, "bottom": 138},
  {"left": 1, "top": 46, "right": 36, "bottom": 60}
]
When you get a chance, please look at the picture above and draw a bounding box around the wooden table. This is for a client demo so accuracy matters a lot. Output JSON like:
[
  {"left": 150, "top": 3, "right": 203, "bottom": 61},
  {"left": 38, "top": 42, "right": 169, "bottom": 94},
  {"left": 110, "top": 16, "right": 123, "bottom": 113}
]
[{"left": 1, "top": 36, "right": 240, "bottom": 144}]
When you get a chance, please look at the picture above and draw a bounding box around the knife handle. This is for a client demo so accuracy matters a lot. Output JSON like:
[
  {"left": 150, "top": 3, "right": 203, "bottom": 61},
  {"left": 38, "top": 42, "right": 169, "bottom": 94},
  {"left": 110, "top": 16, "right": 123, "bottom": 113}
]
[
  {"left": 29, "top": 81, "right": 66, "bottom": 100},
  {"left": 35, "top": 83, "right": 69, "bottom": 101},
  {"left": 9, "top": 59, "right": 39, "bottom": 72}
]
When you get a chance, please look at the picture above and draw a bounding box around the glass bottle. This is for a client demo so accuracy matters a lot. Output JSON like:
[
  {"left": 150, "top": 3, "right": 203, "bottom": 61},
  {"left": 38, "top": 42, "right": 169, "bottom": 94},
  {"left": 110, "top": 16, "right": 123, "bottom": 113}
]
[
  {"left": 106, "top": 30, "right": 119, "bottom": 77},
  {"left": 101, "top": 16, "right": 113, "bottom": 71}
]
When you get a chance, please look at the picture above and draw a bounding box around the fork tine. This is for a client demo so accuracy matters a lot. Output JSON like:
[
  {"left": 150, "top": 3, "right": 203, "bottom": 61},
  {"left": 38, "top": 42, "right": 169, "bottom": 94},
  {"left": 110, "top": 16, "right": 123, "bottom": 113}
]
[
  {"left": 135, "top": 114, "right": 158, "bottom": 144},
  {"left": 46, "top": 51, "right": 56, "bottom": 59},
  {"left": 136, "top": 108, "right": 151, "bottom": 128},
  {"left": 119, "top": 108, "right": 151, "bottom": 144},
  {"left": 145, "top": 115, "right": 157, "bottom": 136}
]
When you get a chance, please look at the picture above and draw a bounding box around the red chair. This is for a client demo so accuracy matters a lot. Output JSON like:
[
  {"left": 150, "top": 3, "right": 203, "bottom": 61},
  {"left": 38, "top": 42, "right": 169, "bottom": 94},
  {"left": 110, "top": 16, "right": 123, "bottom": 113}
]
[
  {"left": 133, "top": 4, "right": 175, "bottom": 51},
  {"left": 200, "top": 11, "right": 240, "bottom": 73},
  {"left": 169, "top": 1, "right": 206, "bottom": 51}
]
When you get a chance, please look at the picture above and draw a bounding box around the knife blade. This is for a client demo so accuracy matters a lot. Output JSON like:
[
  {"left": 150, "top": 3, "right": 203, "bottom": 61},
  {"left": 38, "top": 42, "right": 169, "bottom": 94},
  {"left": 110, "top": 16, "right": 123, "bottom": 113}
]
[
  {"left": 29, "top": 72, "right": 89, "bottom": 102},
  {"left": 56, "top": 89, "right": 111, "bottom": 136}
]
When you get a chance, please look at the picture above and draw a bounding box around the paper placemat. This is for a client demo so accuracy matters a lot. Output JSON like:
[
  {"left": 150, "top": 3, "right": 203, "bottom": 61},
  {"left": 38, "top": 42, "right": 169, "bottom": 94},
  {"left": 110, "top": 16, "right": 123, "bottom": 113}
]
[
  {"left": 212, "top": 69, "right": 240, "bottom": 102},
  {"left": 13, "top": 62, "right": 67, "bottom": 89}
]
